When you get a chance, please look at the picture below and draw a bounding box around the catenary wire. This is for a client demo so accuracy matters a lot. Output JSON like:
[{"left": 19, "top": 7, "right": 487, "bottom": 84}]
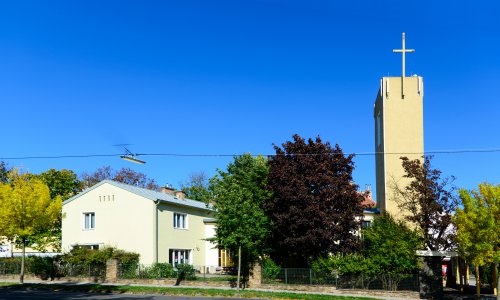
[{"left": 1, "top": 148, "right": 500, "bottom": 160}]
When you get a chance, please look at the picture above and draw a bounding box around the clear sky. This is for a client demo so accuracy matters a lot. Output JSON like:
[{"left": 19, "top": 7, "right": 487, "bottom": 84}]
[{"left": 1, "top": 1, "right": 499, "bottom": 196}]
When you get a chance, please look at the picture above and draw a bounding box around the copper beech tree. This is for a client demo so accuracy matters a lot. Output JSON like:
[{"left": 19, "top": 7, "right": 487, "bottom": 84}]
[
  {"left": 81, "top": 166, "right": 160, "bottom": 190},
  {"left": 266, "top": 134, "right": 365, "bottom": 267}
]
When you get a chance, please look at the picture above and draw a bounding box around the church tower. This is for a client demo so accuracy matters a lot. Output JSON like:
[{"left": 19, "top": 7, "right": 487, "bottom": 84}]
[{"left": 374, "top": 33, "right": 424, "bottom": 216}]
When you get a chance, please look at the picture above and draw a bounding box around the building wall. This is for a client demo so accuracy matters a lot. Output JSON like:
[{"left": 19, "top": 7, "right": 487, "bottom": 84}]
[
  {"left": 204, "top": 222, "right": 219, "bottom": 269},
  {"left": 156, "top": 203, "right": 214, "bottom": 267},
  {"left": 374, "top": 76, "right": 424, "bottom": 217},
  {"left": 62, "top": 183, "right": 155, "bottom": 264}
]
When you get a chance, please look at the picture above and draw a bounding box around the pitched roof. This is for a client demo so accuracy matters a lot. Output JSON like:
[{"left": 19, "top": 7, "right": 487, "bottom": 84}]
[{"left": 63, "top": 180, "right": 213, "bottom": 212}]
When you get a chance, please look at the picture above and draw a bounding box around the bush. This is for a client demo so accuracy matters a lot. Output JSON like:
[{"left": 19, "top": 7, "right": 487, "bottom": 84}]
[
  {"left": 28, "top": 256, "right": 58, "bottom": 280},
  {"left": 63, "top": 246, "right": 139, "bottom": 266},
  {"left": 175, "top": 263, "right": 196, "bottom": 280},
  {"left": 262, "top": 258, "right": 281, "bottom": 280}
]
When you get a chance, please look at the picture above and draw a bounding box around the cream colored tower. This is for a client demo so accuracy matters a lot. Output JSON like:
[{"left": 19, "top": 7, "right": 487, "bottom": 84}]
[{"left": 374, "top": 33, "right": 424, "bottom": 216}]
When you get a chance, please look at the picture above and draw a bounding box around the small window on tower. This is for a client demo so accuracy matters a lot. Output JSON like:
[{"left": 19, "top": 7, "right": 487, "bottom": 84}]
[{"left": 376, "top": 112, "right": 382, "bottom": 147}]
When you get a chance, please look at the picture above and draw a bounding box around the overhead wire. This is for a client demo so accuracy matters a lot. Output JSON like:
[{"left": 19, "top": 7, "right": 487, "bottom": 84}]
[{"left": 2, "top": 148, "right": 500, "bottom": 160}]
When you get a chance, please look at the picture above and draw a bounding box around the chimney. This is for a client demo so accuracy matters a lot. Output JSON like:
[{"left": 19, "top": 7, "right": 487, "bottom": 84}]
[
  {"left": 161, "top": 185, "right": 175, "bottom": 195},
  {"left": 175, "top": 190, "right": 186, "bottom": 199},
  {"left": 364, "top": 184, "right": 372, "bottom": 195}
]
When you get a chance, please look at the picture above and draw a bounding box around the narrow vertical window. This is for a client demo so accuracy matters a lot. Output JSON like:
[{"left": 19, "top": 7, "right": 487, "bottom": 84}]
[
  {"left": 173, "top": 213, "right": 187, "bottom": 229},
  {"left": 83, "top": 212, "right": 95, "bottom": 230},
  {"left": 376, "top": 112, "right": 382, "bottom": 147}
]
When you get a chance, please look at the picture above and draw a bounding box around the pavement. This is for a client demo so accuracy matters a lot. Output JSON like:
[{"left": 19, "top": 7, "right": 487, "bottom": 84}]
[{"left": 1, "top": 278, "right": 496, "bottom": 300}]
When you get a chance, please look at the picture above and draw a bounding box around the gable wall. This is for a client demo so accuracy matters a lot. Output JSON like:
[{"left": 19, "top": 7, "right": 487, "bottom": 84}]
[{"left": 62, "top": 183, "right": 155, "bottom": 264}]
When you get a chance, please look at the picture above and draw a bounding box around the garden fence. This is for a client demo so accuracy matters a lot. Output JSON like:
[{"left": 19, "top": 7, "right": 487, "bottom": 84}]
[
  {"left": 263, "top": 267, "right": 419, "bottom": 291},
  {"left": 118, "top": 263, "right": 236, "bottom": 282}
]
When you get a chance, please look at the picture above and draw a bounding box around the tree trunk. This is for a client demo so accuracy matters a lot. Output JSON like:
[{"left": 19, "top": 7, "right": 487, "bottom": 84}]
[
  {"left": 494, "top": 263, "right": 499, "bottom": 300},
  {"left": 475, "top": 264, "right": 480, "bottom": 299},
  {"left": 459, "top": 258, "right": 464, "bottom": 292},
  {"left": 237, "top": 245, "right": 242, "bottom": 292},
  {"left": 492, "top": 263, "right": 498, "bottom": 296},
  {"left": 20, "top": 239, "right": 25, "bottom": 284}
]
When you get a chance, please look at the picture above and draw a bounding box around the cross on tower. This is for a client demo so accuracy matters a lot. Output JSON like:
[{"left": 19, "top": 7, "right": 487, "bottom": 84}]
[{"left": 393, "top": 32, "right": 414, "bottom": 78}]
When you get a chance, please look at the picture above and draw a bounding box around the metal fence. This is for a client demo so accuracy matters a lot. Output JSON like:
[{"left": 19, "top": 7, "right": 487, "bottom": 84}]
[
  {"left": 118, "top": 263, "right": 236, "bottom": 282},
  {"left": 263, "top": 268, "right": 419, "bottom": 291},
  {"left": 0, "top": 260, "right": 105, "bottom": 279}
]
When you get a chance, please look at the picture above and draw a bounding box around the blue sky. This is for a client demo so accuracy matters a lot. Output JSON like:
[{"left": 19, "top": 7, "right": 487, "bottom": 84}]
[{"left": 1, "top": 1, "right": 499, "bottom": 195}]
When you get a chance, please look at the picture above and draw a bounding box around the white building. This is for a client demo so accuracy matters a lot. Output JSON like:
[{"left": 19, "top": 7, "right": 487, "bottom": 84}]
[{"left": 62, "top": 180, "right": 221, "bottom": 269}]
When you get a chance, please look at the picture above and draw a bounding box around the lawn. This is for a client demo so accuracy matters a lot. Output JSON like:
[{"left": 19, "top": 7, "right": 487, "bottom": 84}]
[{"left": 0, "top": 283, "right": 377, "bottom": 300}]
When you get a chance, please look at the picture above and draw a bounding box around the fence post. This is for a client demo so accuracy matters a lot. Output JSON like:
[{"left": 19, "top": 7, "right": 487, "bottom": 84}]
[
  {"left": 105, "top": 259, "right": 119, "bottom": 283},
  {"left": 248, "top": 259, "right": 262, "bottom": 288},
  {"left": 310, "top": 269, "right": 312, "bottom": 285}
]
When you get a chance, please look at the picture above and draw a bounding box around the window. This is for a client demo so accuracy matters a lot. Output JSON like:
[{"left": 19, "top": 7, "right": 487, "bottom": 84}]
[
  {"left": 173, "top": 213, "right": 187, "bottom": 229},
  {"left": 76, "top": 244, "right": 99, "bottom": 250},
  {"left": 361, "top": 220, "right": 372, "bottom": 229},
  {"left": 376, "top": 112, "right": 382, "bottom": 147},
  {"left": 169, "top": 249, "right": 191, "bottom": 266},
  {"left": 83, "top": 212, "right": 95, "bottom": 230}
]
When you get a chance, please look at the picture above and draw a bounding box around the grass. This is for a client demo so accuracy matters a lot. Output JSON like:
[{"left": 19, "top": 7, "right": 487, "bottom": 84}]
[{"left": 0, "top": 282, "right": 377, "bottom": 300}]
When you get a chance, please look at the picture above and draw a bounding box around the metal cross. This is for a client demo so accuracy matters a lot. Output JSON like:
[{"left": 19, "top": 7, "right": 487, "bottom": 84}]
[{"left": 393, "top": 32, "right": 415, "bottom": 78}]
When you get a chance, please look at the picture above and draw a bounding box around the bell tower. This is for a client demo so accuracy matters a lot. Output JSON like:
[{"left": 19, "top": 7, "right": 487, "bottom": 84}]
[{"left": 374, "top": 33, "right": 424, "bottom": 216}]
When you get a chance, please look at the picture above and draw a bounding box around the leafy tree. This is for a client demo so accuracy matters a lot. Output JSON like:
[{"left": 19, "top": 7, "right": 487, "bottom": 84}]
[
  {"left": 0, "top": 171, "right": 61, "bottom": 283},
  {"left": 81, "top": 165, "right": 112, "bottom": 188},
  {"left": 266, "top": 134, "right": 364, "bottom": 267},
  {"left": 362, "top": 214, "right": 421, "bottom": 274},
  {"left": 455, "top": 183, "right": 500, "bottom": 298},
  {"left": 393, "top": 156, "right": 457, "bottom": 299},
  {"left": 0, "top": 161, "right": 9, "bottom": 183},
  {"left": 180, "top": 171, "right": 211, "bottom": 202},
  {"left": 394, "top": 156, "right": 457, "bottom": 251},
  {"left": 81, "top": 166, "right": 159, "bottom": 190},
  {"left": 38, "top": 168, "right": 83, "bottom": 201},
  {"left": 209, "top": 153, "right": 271, "bottom": 290}
]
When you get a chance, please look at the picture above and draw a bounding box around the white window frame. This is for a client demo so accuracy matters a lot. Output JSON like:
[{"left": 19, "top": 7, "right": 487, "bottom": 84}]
[
  {"left": 83, "top": 212, "right": 95, "bottom": 230},
  {"left": 169, "top": 249, "right": 191, "bottom": 267},
  {"left": 173, "top": 213, "right": 187, "bottom": 229}
]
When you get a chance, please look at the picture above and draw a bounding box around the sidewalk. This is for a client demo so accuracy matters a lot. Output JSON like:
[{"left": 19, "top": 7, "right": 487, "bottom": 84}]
[{"left": 0, "top": 277, "right": 420, "bottom": 300}]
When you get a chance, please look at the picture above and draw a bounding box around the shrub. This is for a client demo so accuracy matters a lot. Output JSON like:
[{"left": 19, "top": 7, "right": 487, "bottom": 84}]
[
  {"left": 262, "top": 257, "right": 281, "bottom": 280},
  {"left": 28, "top": 256, "right": 58, "bottom": 280},
  {"left": 63, "top": 246, "right": 139, "bottom": 266},
  {"left": 175, "top": 263, "right": 196, "bottom": 280}
]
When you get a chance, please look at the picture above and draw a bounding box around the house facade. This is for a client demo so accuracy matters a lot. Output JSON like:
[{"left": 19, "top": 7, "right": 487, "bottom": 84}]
[{"left": 62, "top": 180, "right": 219, "bottom": 267}]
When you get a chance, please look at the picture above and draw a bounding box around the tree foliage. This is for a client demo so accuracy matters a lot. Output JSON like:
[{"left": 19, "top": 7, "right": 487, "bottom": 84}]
[
  {"left": 0, "top": 161, "right": 9, "bottom": 183},
  {"left": 81, "top": 166, "right": 160, "bottom": 190},
  {"left": 180, "top": 171, "right": 211, "bottom": 202},
  {"left": 313, "top": 214, "right": 420, "bottom": 277},
  {"left": 394, "top": 156, "right": 457, "bottom": 251},
  {"left": 209, "top": 154, "right": 272, "bottom": 265},
  {"left": 0, "top": 171, "right": 62, "bottom": 282},
  {"left": 362, "top": 214, "right": 421, "bottom": 274},
  {"left": 38, "top": 168, "right": 83, "bottom": 201},
  {"left": 266, "top": 134, "right": 364, "bottom": 266},
  {"left": 455, "top": 183, "right": 500, "bottom": 297}
]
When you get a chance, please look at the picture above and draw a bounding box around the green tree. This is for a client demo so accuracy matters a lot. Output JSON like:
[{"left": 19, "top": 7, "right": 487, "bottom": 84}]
[
  {"left": 0, "top": 172, "right": 61, "bottom": 283},
  {"left": 38, "top": 168, "right": 83, "bottom": 201},
  {"left": 0, "top": 161, "right": 9, "bottom": 183},
  {"left": 362, "top": 214, "right": 421, "bottom": 274},
  {"left": 180, "top": 171, "right": 211, "bottom": 202},
  {"left": 209, "top": 153, "right": 271, "bottom": 290},
  {"left": 455, "top": 183, "right": 500, "bottom": 298},
  {"left": 266, "top": 134, "right": 364, "bottom": 266}
]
